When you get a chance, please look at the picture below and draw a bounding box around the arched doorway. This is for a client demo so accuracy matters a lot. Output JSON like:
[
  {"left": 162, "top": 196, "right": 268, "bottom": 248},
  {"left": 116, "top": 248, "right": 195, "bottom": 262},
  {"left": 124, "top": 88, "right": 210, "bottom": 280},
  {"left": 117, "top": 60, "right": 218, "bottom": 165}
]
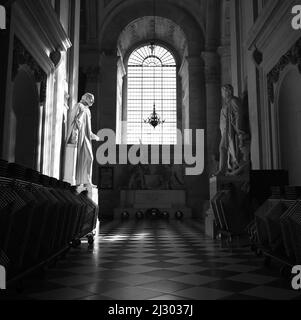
[
  {"left": 278, "top": 66, "right": 301, "bottom": 185},
  {"left": 12, "top": 66, "right": 39, "bottom": 169}
]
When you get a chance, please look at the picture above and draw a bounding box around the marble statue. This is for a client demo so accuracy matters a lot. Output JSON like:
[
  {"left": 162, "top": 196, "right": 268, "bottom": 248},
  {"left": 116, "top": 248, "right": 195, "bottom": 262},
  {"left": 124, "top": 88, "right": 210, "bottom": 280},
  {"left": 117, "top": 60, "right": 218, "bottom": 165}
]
[
  {"left": 215, "top": 84, "right": 250, "bottom": 176},
  {"left": 66, "top": 93, "right": 100, "bottom": 186},
  {"left": 228, "top": 88, "right": 251, "bottom": 177}
]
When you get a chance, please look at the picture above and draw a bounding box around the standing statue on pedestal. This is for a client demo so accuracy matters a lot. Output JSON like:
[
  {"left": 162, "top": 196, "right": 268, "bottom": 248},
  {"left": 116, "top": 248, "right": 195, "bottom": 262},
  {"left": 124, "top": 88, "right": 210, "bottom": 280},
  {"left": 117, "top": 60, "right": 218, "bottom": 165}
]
[
  {"left": 66, "top": 93, "right": 100, "bottom": 186},
  {"left": 215, "top": 84, "right": 251, "bottom": 177}
]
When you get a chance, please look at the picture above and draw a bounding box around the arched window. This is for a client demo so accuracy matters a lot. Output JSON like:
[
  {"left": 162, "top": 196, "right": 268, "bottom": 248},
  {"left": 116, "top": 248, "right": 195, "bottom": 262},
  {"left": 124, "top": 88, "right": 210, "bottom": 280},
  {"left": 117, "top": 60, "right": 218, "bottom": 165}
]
[{"left": 127, "top": 45, "right": 177, "bottom": 145}]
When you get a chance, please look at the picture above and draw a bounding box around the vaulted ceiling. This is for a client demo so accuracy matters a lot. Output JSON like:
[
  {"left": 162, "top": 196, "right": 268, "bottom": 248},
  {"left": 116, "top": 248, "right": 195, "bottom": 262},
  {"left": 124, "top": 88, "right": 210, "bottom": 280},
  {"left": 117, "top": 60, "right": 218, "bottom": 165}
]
[{"left": 80, "top": 0, "right": 224, "bottom": 61}]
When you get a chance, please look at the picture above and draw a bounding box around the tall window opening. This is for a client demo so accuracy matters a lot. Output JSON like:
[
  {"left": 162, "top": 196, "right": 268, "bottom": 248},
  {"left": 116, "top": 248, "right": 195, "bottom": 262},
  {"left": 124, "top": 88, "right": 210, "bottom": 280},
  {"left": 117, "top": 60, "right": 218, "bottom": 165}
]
[{"left": 127, "top": 44, "right": 177, "bottom": 145}]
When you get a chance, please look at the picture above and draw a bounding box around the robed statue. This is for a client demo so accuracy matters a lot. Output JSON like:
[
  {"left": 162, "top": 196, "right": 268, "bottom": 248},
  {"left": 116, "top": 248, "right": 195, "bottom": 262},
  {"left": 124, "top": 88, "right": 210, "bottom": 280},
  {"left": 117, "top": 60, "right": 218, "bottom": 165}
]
[
  {"left": 66, "top": 93, "right": 100, "bottom": 186},
  {"left": 215, "top": 84, "right": 250, "bottom": 177}
]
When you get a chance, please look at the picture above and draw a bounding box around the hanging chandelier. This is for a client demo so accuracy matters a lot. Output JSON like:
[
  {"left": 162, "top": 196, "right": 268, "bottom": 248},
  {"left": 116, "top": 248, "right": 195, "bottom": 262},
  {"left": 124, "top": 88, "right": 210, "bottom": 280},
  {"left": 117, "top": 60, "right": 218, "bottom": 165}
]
[
  {"left": 143, "top": 0, "right": 165, "bottom": 129},
  {"left": 144, "top": 104, "right": 165, "bottom": 129}
]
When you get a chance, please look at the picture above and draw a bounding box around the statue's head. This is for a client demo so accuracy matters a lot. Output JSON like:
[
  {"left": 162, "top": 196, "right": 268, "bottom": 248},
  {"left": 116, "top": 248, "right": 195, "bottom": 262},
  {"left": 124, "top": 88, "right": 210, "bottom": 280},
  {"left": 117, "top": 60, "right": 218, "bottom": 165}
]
[
  {"left": 221, "top": 84, "right": 234, "bottom": 100},
  {"left": 81, "top": 93, "right": 95, "bottom": 107}
]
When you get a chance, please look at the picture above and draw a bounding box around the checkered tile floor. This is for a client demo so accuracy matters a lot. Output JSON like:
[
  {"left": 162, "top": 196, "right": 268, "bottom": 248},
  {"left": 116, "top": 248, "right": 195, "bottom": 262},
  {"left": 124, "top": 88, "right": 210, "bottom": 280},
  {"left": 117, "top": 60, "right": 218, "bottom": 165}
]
[{"left": 1, "top": 220, "right": 301, "bottom": 300}]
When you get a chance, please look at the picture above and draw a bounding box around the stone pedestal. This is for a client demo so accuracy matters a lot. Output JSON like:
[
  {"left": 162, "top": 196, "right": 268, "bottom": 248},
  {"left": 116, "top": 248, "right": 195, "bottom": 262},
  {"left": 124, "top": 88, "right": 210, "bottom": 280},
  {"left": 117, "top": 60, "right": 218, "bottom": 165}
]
[
  {"left": 202, "top": 51, "right": 221, "bottom": 177},
  {"left": 205, "top": 175, "right": 249, "bottom": 238}
]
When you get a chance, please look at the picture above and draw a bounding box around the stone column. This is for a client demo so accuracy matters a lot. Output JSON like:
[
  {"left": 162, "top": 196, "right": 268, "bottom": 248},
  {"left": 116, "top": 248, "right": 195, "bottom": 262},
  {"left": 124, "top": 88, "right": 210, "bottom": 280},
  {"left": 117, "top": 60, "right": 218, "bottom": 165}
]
[
  {"left": 202, "top": 51, "right": 221, "bottom": 177},
  {"left": 99, "top": 54, "right": 119, "bottom": 131},
  {"left": 219, "top": 0, "right": 232, "bottom": 85},
  {"left": 98, "top": 54, "right": 119, "bottom": 219},
  {"left": 218, "top": 46, "right": 231, "bottom": 85},
  {"left": 203, "top": 0, "right": 223, "bottom": 177},
  {"left": 185, "top": 56, "right": 209, "bottom": 219},
  {"left": 203, "top": 0, "right": 223, "bottom": 236},
  {"left": 205, "top": 0, "right": 221, "bottom": 52},
  {"left": 68, "top": 0, "right": 81, "bottom": 108},
  {"left": 187, "top": 56, "right": 207, "bottom": 134},
  {"left": 85, "top": 65, "right": 101, "bottom": 130},
  {"left": 229, "top": 0, "right": 243, "bottom": 96},
  {"left": 202, "top": 52, "right": 223, "bottom": 239}
]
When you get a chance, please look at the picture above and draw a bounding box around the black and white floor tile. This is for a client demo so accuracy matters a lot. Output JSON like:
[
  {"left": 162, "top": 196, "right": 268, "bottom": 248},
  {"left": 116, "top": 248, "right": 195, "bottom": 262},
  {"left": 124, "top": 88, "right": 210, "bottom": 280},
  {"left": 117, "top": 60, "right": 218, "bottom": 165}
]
[{"left": 1, "top": 220, "right": 301, "bottom": 300}]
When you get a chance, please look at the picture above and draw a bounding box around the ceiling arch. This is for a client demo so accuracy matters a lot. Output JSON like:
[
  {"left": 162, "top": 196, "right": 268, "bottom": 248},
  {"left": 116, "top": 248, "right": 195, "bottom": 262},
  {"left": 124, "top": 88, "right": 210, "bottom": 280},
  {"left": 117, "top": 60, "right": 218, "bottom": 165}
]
[
  {"left": 101, "top": 0, "right": 206, "bottom": 32},
  {"left": 99, "top": 0, "right": 204, "bottom": 56},
  {"left": 118, "top": 16, "right": 188, "bottom": 62}
]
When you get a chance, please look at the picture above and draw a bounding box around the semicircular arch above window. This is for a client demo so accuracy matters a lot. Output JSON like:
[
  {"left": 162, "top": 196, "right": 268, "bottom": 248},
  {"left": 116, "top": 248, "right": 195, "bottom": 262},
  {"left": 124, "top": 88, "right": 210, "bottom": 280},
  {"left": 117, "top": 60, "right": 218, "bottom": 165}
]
[{"left": 128, "top": 45, "right": 176, "bottom": 67}]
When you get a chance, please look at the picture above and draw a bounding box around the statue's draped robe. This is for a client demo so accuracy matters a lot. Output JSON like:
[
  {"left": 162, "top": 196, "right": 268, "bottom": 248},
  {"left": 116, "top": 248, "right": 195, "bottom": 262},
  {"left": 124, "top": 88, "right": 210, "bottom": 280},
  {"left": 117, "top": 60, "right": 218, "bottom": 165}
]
[
  {"left": 67, "top": 103, "right": 96, "bottom": 185},
  {"left": 220, "top": 97, "right": 244, "bottom": 172}
]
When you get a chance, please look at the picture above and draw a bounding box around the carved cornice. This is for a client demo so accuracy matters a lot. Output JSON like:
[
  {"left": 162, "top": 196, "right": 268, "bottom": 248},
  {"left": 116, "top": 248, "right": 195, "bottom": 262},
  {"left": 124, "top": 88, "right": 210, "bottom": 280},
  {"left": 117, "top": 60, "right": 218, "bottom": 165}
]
[
  {"left": 267, "top": 38, "right": 301, "bottom": 103},
  {"left": 245, "top": 0, "right": 288, "bottom": 50},
  {"left": 13, "top": 0, "right": 72, "bottom": 75},
  {"left": 20, "top": 0, "right": 72, "bottom": 52}
]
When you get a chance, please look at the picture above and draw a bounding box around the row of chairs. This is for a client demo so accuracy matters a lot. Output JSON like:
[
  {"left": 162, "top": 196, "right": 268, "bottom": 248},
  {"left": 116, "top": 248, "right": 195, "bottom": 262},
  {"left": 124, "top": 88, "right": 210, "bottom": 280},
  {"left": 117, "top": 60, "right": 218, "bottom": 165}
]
[
  {"left": 255, "top": 186, "right": 301, "bottom": 265},
  {"left": 0, "top": 160, "right": 98, "bottom": 283}
]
